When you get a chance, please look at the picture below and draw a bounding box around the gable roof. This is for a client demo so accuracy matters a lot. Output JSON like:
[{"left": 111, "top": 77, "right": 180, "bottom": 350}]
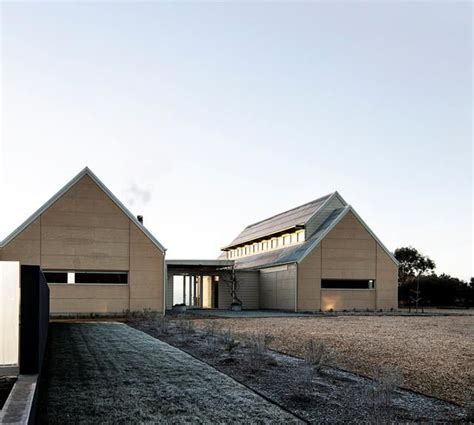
[
  {"left": 232, "top": 205, "right": 399, "bottom": 270},
  {"left": 0, "top": 167, "right": 166, "bottom": 253},
  {"left": 233, "top": 207, "right": 347, "bottom": 269},
  {"left": 222, "top": 192, "right": 341, "bottom": 249}
]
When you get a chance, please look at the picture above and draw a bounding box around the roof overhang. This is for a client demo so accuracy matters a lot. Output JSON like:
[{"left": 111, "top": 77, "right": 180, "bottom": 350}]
[
  {"left": 166, "top": 259, "right": 233, "bottom": 267},
  {"left": 166, "top": 259, "right": 234, "bottom": 275}
]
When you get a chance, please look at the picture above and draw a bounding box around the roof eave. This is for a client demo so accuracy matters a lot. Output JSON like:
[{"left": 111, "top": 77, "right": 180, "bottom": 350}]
[{"left": 0, "top": 167, "right": 167, "bottom": 254}]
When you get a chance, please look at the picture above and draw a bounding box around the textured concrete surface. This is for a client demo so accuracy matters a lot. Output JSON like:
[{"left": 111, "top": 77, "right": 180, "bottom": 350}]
[{"left": 0, "top": 374, "right": 37, "bottom": 424}]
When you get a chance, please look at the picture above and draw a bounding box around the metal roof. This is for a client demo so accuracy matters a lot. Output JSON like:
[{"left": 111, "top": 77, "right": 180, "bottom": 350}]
[
  {"left": 233, "top": 205, "right": 399, "bottom": 269},
  {"left": 0, "top": 167, "right": 166, "bottom": 253},
  {"left": 233, "top": 207, "right": 347, "bottom": 270},
  {"left": 222, "top": 193, "right": 334, "bottom": 249}
]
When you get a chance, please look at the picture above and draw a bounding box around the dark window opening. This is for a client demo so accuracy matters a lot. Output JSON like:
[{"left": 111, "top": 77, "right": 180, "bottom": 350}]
[
  {"left": 75, "top": 272, "right": 128, "bottom": 284},
  {"left": 44, "top": 272, "right": 67, "bottom": 283},
  {"left": 321, "top": 279, "right": 375, "bottom": 289}
]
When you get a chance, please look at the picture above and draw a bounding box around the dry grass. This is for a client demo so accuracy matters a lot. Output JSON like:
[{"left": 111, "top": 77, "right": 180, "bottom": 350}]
[{"left": 193, "top": 315, "right": 473, "bottom": 406}]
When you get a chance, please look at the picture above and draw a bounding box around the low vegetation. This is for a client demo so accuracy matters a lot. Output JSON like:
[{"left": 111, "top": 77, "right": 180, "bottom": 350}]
[
  {"left": 365, "top": 366, "right": 402, "bottom": 423},
  {"left": 191, "top": 315, "right": 472, "bottom": 407},
  {"left": 39, "top": 323, "right": 299, "bottom": 423},
  {"left": 129, "top": 314, "right": 467, "bottom": 423}
]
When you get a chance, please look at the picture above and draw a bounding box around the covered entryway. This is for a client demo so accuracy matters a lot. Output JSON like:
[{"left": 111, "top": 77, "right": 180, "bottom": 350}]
[
  {"left": 166, "top": 260, "right": 260, "bottom": 311},
  {"left": 166, "top": 260, "right": 233, "bottom": 310}
]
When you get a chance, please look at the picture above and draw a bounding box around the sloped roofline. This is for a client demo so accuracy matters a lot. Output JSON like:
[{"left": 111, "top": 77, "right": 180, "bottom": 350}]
[
  {"left": 245, "top": 192, "right": 335, "bottom": 229},
  {"left": 221, "top": 191, "right": 339, "bottom": 250},
  {"left": 298, "top": 205, "right": 399, "bottom": 266},
  {"left": 0, "top": 167, "right": 167, "bottom": 253},
  {"left": 304, "top": 190, "right": 348, "bottom": 225}
]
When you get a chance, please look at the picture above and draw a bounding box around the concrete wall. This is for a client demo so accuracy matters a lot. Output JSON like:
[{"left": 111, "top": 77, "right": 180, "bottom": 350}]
[
  {"left": 321, "top": 212, "right": 376, "bottom": 280},
  {"left": 297, "top": 246, "right": 321, "bottom": 312},
  {"left": 259, "top": 264, "right": 296, "bottom": 310},
  {"left": 0, "top": 218, "right": 41, "bottom": 265},
  {"left": 0, "top": 175, "right": 165, "bottom": 315},
  {"left": 375, "top": 245, "right": 398, "bottom": 310},
  {"left": 296, "top": 211, "right": 397, "bottom": 311},
  {"left": 40, "top": 176, "right": 130, "bottom": 270},
  {"left": 320, "top": 289, "right": 376, "bottom": 311},
  {"left": 129, "top": 222, "right": 164, "bottom": 311}
]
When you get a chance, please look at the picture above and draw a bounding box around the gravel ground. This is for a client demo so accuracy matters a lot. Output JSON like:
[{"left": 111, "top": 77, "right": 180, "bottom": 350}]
[
  {"left": 38, "top": 322, "right": 300, "bottom": 424},
  {"left": 131, "top": 318, "right": 467, "bottom": 423},
  {"left": 190, "top": 315, "right": 473, "bottom": 406}
]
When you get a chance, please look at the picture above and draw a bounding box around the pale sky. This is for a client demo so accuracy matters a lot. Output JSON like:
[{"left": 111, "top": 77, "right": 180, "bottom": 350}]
[{"left": 0, "top": 1, "right": 472, "bottom": 281}]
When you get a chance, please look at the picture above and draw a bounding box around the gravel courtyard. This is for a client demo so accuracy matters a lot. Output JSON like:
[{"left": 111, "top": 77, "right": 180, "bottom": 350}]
[
  {"left": 38, "top": 322, "right": 300, "bottom": 423},
  {"left": 192, "top": 315, "right": 473, "bottom": 406}
]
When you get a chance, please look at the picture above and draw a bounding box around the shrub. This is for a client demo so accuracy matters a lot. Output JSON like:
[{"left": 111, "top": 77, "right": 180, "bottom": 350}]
[
  {"left": 366, "top": 366, "right": 402, "bottom": 423},
  {"left": 176, "top": 318, "right": 195, "bottom": 341},
  {"left": 245, "top": 332, "right": 272, "bottom": 370},
  {"left": 303, "top": 339, "right": 329, "bottom": 373},
  {"left": 204, "top": 335, "right": 220, "bottom": 354},
  {"left": 220, "top": 329, "right": 239, "bottom": 354},
  {"left": 203, "top": 321, "right": 221, "bottom": 338},
  {"left": 155, "top": 316, "right": 170, "bottom": 336},
  {"left": 466, "top": 390, "right": 474, "bottom": 422}
]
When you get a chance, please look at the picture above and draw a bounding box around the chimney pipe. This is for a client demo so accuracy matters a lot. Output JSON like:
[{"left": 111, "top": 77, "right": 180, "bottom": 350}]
[{"left": 137, "top": 215, "right": 143, "bottom": 224}]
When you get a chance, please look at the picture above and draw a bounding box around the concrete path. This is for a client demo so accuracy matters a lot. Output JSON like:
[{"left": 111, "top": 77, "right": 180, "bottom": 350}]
[{"left": 39, "top": 323, "right": 300, "bottom": 424}]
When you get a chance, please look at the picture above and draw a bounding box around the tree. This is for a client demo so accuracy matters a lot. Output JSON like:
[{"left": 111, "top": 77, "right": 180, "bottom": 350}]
[
  {"left": 394, "top": 247, "right": 436, "bottom": 283},
  {"left": 399, "top": 274, "right": 473, "bottom": 307},
  {"left": 219, "top": 264, "right": 242, "bottom": 307}
]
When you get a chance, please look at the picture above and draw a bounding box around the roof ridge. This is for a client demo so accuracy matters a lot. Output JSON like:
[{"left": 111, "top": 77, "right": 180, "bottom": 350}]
[
  {"left": 0, "top": 167, "right": 166, "bottom": 253},
  {"left": 245, "top": 192, "right": 334, "bottom": 229}
]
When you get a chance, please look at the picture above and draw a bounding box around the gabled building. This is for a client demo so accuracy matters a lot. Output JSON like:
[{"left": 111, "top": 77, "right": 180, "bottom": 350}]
[
  {"left": 0, "top": 167, "right": 166, "bottom": 315},
  {"left": 1, "top": 167, "right": 398, "bottom": 315},
  {"left": 220, "top": 192, "right": 398, "bottom": 311}
]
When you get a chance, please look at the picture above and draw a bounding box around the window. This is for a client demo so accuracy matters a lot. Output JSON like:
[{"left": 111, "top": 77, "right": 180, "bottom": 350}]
[
  {"left": 75, "top": 272, "right": 128, "bottom": 284},
  {"left": 321, "top": 279, "right": 375, "bottom": 289},
  {"left": 263, "top": 241, "right": 268, "bottom": 250},
  {"left": 44, "top": 272, "right": 67, "bottom": 283},
  {"left": 297, "top": 231, "right": 305, "bottom": 242},
  {"left": 283, "top": 235, "right": 291, "bottom": 246},
  {"left": 44, "top": 271, "right": 128, "bottom": 284}
]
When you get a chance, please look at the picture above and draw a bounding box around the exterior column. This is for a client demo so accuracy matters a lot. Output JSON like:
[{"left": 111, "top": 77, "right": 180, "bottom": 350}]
[{"left": 183, "top": 275, "right": 186, "bottom": 305}]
